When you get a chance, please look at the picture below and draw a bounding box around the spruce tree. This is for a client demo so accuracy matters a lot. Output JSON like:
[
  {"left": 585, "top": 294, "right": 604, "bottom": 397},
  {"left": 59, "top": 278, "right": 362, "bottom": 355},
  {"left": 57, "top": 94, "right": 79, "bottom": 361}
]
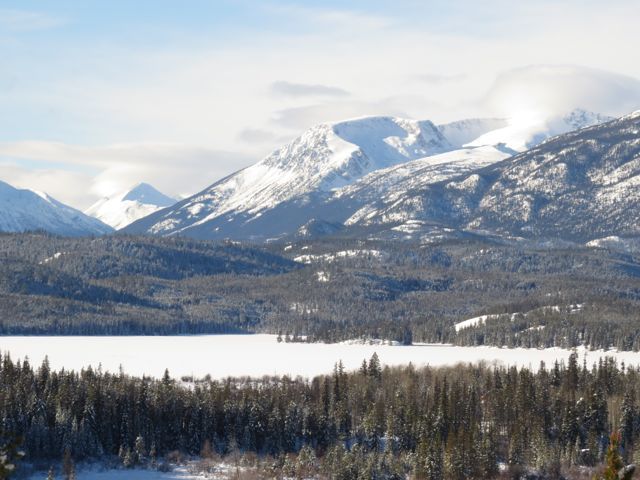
[
  {"left": 134, "top": 435, "right": 146, "bottom": 465},
  {"left": 368, "top": 352, "right": 381, "bottom": 380},
  {"left": 601, "top": 432, "right": 633, "bottom": 480}
]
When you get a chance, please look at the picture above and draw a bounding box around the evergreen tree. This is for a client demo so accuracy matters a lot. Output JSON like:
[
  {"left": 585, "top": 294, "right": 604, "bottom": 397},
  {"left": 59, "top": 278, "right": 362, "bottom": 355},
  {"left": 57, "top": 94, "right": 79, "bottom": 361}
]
[
  {"left": 368, "top": 352, "right": 381, "bottom": 380},
  {"left": 134, "top": 435, "right": 146, "bottom": 465},
  {"left": 620, "top": 388, "right": 636, "bottom": 458},
  {"left": 601, "top": 432, "right": 634, "bottom": 480},
  {"left": 425, "top": 439, "right": 444, "bottom": 480},
  {"left": 296, "top": 444, "right": 317, "bottom": 479}
]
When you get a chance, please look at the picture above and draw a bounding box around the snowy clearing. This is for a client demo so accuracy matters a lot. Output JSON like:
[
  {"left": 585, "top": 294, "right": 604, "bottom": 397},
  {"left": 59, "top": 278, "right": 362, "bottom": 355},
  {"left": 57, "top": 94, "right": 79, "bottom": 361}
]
[
  {"left": 293, "top": 249, "right": 385, "bottom": 264},
  {"left": 1, "top": 335, "right": 640, "bottom": 380},
  {"left": 453, "top": 314, "right": 500, "bottom": 332},
  {"left": 454, "top": 304, "right": 584, "bottom": 331}
]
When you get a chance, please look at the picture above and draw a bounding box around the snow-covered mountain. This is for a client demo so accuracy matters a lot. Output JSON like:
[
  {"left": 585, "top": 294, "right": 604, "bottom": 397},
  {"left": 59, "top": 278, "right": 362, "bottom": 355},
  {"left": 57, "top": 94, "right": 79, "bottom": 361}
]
[
  {"left": 349, "top": 110, "right": 640, "bottom": 242},
  {"left": 125, "top": 116, "right": 456, "bottom": 239},
  {"left": 125, "top": 109, "right": 617, "bottom": 242},
  {"left": 437, "top": 118, "right": 508, "bottom": 148},
  {"left": 86, "top": 182, "right": 175, "bottom": 230},
  {"left": 467, "top": 109, "right": 613, "bottom": 152},
  {"left": 0, "top": 180, "right": 113, "bottom": 236}
]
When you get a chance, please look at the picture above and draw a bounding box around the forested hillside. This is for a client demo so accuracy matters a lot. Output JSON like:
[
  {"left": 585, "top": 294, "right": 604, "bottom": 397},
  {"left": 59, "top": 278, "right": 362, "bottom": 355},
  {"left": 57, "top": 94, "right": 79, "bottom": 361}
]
[{"left": 1, "top": 233, "right": 640, "bottom": 351}]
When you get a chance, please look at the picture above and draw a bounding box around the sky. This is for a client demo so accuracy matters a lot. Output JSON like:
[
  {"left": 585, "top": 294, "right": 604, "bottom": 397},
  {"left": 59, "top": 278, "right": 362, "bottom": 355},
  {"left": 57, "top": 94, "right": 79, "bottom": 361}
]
[{"left": 1, "top": 0, "right": 640, "bottom": 209}]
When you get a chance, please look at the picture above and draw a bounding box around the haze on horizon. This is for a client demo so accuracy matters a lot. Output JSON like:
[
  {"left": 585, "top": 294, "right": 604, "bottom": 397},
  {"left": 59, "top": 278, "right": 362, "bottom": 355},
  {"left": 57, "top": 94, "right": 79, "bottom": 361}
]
[{"left": 1, "top": 0, "right": 639, "bottom": 209}]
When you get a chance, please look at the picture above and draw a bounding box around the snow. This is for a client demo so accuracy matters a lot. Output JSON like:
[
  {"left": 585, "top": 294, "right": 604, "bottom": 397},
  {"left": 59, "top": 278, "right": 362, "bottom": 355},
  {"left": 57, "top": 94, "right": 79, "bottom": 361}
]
[
  {"left": 522, "top": 325, "right": 546, "bottom": 333},
  {"left": 454, "top": 305, "right": 584, "bottom": 331},
  {"left": 341, "top": 145, "right": 510, "bottom": 228},
  {"left": 39, "top": 251, "right": 64, "bottom": 264},
  {"left": 586, "top": 236, "right": 640, "bottom": 252},
  {"left": 122, "top": 109, "right": 620, "bottom": 242},
  {"left": 294, "top": 249, "right": 385, "bottom": 264},
  {"left": 339, "top": 338, "right": 402, "bottom": 346},
  {"left": 28, "top": 466, "right": 211, "bottom": 479},
  {"left": 466, "top": 109, "right": 612, "bottom": 152},
  {"left": 437, "top": 118, "right": 508, "bottom": 148},
  {"left": 316, "top": 271, "right": 329, "bottom": 282},
  {"left": 454, "top": 314, "right": 496, "bottom": 332},
  {"left": 0, "top": 180, "right": 112, "bottom": 236},
  {"left": 86, "top": 183, "right": 175, "bottom": 230},
  {"left": 1, "top": 335, "right": 638, "bottom": 380},
  {"left": 126, "top": 116, "right": 453, "bottom": 237}
]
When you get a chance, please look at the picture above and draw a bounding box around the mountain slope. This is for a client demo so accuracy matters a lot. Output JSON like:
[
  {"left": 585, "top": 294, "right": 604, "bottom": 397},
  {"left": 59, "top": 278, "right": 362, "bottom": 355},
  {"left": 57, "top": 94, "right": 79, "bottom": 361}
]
[
  {"left": 467, "top": 109, "right": 614, "bottom": 152},
  {"left": 437, "top": 118, "right": 508, "bottom": 148},
  {"left": 125, "top": 110, "right": 617, "bottom": 242},
  {"left": 348, "top": 111, "right": 640, "bottom": 242},
  {"left": 0, "top": 180, "right": 113, "bottom": 236},
  {"left": 126, "top": 116, "right": 455, "bottom": 239},
  {"left": 86, "top": 182, "right": 175, "bottom": 229}
]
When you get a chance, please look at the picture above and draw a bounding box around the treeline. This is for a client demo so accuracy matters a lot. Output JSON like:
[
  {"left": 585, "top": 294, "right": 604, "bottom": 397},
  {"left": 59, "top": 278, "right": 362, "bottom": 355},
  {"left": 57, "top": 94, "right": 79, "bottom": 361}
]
[
  {"left": 3, "top": 233, "right": 640, "bottom": 351},
  {"left": 2, "top": 352, "right": 640, "bottom": 478},
  {"left": 452, "top": 302, "right": 640, "bottom": 351}
]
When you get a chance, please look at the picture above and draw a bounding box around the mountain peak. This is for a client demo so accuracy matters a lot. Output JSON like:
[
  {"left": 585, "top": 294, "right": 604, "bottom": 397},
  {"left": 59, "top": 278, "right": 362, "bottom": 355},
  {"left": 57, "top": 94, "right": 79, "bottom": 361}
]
[
  {"left": 125, "top": 115, "right": 455, "bottom": 239},
  {"left": 86, "top": 182, "right": 175, "bottom": 230},
  {"left": 121, "top": 182, "right": 175, "bottom": 205},
  {"left": 560, "top": 108, "right": 613, "bottom": 130},
  {"left": 0, "top": 179, "right": 112, "bottom": 236},
  {"left": 124, "top": 110, "right": 628, "bottom": 242}
]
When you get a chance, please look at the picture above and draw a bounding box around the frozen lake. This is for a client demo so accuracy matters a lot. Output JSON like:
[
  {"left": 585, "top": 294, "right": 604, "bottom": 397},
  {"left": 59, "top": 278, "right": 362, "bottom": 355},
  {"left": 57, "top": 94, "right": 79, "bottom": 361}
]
[{"left": 2, "top": 334, "right": 639, "bottom": 379}]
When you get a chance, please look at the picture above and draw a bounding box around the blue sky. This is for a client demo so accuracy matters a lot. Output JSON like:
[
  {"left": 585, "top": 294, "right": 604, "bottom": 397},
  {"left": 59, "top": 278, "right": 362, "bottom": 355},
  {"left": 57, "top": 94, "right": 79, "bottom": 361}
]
[{"left": 1, "top": 0, "right": 640, "bottom": 207}]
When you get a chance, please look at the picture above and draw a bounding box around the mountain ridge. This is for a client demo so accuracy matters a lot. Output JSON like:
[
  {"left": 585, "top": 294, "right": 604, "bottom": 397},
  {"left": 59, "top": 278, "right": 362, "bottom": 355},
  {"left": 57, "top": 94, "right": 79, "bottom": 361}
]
[
  {"left": 0, "top": 180, "right": 113, "bottom": 236},
  {"left": 125, "top": 108, "right": 617, "bottom": 242},
  {"left": 347, "top": 111, "right": 640, "bottom": 242}
]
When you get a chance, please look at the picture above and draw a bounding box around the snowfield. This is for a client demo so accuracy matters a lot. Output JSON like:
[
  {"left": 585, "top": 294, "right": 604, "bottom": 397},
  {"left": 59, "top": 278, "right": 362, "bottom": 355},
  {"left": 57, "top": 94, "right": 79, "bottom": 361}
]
[
  {"left": 2, "top": 335, "right": 640, "bottom": 379},
  {"left": 85, "top": 182, "right": 175, "bottom": 230}
]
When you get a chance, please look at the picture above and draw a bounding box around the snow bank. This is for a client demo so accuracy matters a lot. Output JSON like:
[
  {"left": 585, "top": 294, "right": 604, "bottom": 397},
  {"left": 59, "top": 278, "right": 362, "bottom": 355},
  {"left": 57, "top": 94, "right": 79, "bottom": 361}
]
[{"left": 28, "top": 466, "right": 209, "bottom": 479}]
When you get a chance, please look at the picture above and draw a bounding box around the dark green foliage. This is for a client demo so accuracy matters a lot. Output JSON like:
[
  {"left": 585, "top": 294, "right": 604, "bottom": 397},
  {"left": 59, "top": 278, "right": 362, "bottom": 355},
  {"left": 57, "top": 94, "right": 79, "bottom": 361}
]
[
  {"left": 600, "top": 432, "right": 635, "bottom": 480},
  {"left": 1, "top": 351, "right": 640, "bottom": 477},
  {"left": 2, "top": 233, "right": 640, "bottom": 350}
]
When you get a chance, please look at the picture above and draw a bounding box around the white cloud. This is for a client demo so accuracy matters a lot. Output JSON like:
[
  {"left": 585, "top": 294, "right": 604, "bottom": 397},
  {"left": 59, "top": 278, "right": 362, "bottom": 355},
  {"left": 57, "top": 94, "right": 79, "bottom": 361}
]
[
  {"left": 480, "top": 65, "right": 640, "bottom": 119},
  {"left": 271, "top": 95, "right": 441, "bottom": 130},
  {"left": 270, "top": 81, "right": 349, "bottom": 98},
  {"left": 415, "top": 73, "right": 467, "bottom": 85},
  {"left": 0, "top": 163, "right": 93, "bottom": 209},
  {"left": 0, "top": 142, "right": 253, "bottom": 209},
  {"left": 1, "top": 2, "right": 640, "bottom": 210}
]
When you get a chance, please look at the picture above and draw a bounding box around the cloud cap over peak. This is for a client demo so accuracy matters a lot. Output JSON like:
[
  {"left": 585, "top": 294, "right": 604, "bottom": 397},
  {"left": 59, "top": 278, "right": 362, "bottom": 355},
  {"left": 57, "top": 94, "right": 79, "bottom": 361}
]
[{"left": 482, "top": 65, "right": 640, "bottom": 119}]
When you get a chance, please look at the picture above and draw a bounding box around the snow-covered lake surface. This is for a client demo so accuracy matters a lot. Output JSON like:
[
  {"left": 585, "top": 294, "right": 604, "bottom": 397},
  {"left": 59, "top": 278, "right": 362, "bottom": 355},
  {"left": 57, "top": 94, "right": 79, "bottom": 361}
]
[{"left": 2, "top": 334, "right": 640, "bottom": 379}]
